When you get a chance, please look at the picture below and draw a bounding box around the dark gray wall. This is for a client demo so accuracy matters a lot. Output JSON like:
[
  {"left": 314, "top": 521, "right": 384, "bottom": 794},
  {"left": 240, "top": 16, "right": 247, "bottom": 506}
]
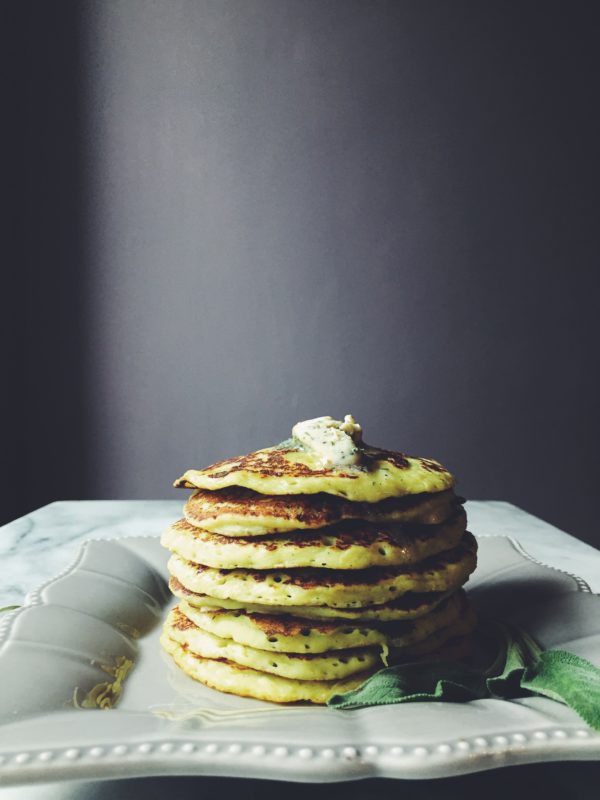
[
  {"left": 4, "top": 0, "right": 88, "bottom": 523},
  {"left": 6, "top": 1, "right": 600, "bottom": 545}
]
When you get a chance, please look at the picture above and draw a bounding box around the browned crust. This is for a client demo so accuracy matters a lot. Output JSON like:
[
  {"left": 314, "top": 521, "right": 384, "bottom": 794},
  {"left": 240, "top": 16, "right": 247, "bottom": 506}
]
[
  {"left": 170, "top": 608, "right": 376, "bottom": 662},
  {"left": 173, "top": 444, "right": 444, "bottom": 488},
  {"left": 181, "top": 532, "right": 476, "bottom": 589},
  {"left": 178, "top": 589, "right": 465, "bottom": 639},
  {"left": 172, "top": 508, "right": 466, "bottom": 550},
  {"left": 184, "top": 487, "right": 461, "bottom": 528},
  {"left": 179, "top": 448, "right": 361, "bottom": 483},
  {"left": 171, "top": 607, "right": 196, "bottom": 631},
  {"left": 171, "top": 642, "right": 378, "bottom": 684}
]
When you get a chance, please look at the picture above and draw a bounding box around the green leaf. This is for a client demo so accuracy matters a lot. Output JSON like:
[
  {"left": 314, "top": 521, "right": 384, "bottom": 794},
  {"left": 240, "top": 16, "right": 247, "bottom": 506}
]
[
  {"left": 328, "top": 622, "right": 600, "bottom": 731},
  {"left": 521, "top": 650, "right": 600, "bottom": 731},
  {"left": 327, "top": 660, "right": 488, "bottom": 709}
]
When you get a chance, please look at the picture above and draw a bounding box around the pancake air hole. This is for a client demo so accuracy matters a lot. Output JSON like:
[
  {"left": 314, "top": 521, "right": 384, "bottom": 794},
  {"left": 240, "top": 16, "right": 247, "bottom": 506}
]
[
  {"left": 267, "top": 636, "right": 278, "bottom": 643},
  {"left": 378, "top": 548, "right": 387, "bottom": 556}
]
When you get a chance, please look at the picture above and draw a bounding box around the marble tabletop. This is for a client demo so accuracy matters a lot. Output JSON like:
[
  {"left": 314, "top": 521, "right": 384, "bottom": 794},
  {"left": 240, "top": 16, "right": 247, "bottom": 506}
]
[{"left": 2, "top": 499, "right": 600, "bottom": 608}]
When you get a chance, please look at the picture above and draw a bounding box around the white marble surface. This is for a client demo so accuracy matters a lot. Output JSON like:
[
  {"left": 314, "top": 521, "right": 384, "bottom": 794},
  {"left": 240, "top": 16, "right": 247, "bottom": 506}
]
[
  {"left": 0, "top": 501, "right": 180, "bottom": 608},
  {"left": 1, "top": 499, "right": 599, "bottom": 608}
]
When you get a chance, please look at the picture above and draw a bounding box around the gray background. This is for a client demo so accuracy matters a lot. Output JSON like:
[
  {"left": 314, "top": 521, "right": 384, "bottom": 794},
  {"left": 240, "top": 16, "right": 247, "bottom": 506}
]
[{"left": 5, "top": 0, "right": 599, "bottom": 545}]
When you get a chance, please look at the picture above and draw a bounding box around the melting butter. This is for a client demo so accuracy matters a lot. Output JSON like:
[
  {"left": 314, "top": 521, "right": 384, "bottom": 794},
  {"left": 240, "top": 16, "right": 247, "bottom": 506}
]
[{"left": 291, "top": 415, "right": 363, "bottom": 469}]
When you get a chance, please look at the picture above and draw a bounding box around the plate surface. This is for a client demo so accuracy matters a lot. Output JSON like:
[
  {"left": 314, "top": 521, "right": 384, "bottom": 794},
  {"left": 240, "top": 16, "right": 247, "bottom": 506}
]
[{"left": 0, "top": 535, "right": 599, "bottom": 785}]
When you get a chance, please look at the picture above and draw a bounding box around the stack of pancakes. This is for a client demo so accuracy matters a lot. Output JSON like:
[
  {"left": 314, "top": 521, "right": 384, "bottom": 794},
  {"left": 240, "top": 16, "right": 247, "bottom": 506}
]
[{"left": 160, "top": 420, "right": 477, "bottom": 704}]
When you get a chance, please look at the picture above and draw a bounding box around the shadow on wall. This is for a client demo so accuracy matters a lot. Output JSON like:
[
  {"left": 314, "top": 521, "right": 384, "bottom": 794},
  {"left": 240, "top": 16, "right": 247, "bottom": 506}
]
[{"left": 2, "top": 0, "right": 89, "bottom": 525}]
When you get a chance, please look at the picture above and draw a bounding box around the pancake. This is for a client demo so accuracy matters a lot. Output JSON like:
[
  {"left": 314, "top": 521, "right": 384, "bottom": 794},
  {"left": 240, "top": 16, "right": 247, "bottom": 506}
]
[
  {"left": 170, "top": 576, "right": 452, "bottom": 621},
  {"left": 388, "top": 602, "right": 477, "bottom": 662},
  {"left": 177, "top": 589, "right": 467, "bottom": 653},
  {"left": 164, "top": 415, "right": 476, "bottom": 705},
  {"left": 160, "top": 633, "right": 369, "bottom": 704},
  {"left": 167, "top": 532, "right": 477, "bottom": 608},
  {"left": 406, "top": 635, "right": 473, "bottom": 663},
  {"left": 163, "top": 508, "right": 466, "bottom": 571},
  {"left": 160, "top": 610, "right": 476, "bottom": 705},
  {"left": 175, "top": 443, "right": 453, "bottom": 503},
  {"left": 184, "top": 487, "right": 460, "bottom": 536},
  {"left": 165, "top": 606, "right": 380, "bottom": 680}
]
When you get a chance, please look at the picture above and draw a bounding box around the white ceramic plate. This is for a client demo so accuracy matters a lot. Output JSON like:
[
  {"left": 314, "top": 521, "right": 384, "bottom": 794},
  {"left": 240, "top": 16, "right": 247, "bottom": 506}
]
[{"left": 0, "top": 535, "right": 599, "bottom": 786}]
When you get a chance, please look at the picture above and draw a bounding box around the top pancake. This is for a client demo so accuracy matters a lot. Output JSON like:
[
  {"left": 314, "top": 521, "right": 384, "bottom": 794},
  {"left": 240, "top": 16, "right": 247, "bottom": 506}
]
[
  {"left": 175, "top": 444, "right": 453, "bottom": 503},
  {"left": 184, "top": 487, "right": 459, "bottom": 536}
]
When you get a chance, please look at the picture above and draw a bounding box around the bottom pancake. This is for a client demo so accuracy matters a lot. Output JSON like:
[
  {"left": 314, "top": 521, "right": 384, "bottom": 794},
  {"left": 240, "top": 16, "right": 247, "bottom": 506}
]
[
  {"left": 160, "top": 631, "right": 475, "bottom": 705},
  {"left": 165, "top": 606, "right": 380, "bottom": 680},
  {"left": 389, "top": 602, "right": 476, "bottom": 661},
  {"left": 160, "top": 633, "right": 368, "bottom": 704},
  {"left": 398, "top": 635, "right": 473, "bottom": 664}
]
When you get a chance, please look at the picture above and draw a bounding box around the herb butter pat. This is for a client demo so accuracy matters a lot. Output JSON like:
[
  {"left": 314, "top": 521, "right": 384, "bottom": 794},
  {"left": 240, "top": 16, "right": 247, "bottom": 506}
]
[{"left": 291, "top": 415, "right": 364, "bottom": 469}]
